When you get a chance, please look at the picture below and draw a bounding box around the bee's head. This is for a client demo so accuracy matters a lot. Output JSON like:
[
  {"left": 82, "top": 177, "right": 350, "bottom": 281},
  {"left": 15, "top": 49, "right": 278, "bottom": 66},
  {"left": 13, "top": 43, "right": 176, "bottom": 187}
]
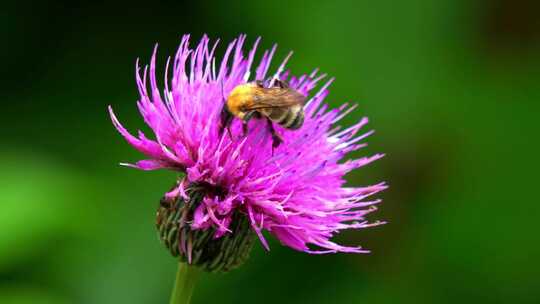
[{"left": 226, "top": 83, "right": 257, "bottom": 117}]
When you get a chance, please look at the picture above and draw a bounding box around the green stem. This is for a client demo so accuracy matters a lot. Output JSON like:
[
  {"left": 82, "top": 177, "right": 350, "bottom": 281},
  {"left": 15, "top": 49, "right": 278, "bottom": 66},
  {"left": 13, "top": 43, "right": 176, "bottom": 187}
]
[{"left": 169, "top": 263, "right": 200, "bottom": 304}]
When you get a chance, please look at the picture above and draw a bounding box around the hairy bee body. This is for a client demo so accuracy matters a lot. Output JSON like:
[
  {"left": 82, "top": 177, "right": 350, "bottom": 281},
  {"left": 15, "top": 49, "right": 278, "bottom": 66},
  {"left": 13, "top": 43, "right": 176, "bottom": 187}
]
[
  {"left": 220, "top": 80, "right": 307, "bottom": 148},
  {"left": 224, "top": 80, "right": 306, "bottom": 128}
]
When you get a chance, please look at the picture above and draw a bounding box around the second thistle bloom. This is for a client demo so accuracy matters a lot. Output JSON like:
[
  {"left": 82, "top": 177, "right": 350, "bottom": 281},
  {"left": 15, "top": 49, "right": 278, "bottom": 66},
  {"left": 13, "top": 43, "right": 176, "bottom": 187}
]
[{"left": 109, "top": 34, "right": 386, "bottom": 264}]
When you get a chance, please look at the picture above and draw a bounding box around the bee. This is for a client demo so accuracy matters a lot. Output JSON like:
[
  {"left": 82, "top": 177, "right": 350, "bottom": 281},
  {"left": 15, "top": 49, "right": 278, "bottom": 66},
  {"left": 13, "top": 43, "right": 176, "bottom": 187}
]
[{"left": 220, "top": 79, "right": 306, "bottom": 148}]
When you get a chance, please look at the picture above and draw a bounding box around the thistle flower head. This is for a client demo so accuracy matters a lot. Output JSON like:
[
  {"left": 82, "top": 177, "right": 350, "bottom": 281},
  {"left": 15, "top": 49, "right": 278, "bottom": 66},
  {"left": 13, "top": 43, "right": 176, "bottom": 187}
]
[{"left": 109, "top": 34, "right": 386, "bottom": 267}]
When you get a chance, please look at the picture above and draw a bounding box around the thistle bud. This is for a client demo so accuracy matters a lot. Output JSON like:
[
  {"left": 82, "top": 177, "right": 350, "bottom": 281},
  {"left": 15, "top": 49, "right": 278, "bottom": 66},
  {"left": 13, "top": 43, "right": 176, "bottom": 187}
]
[{"left": 156, "top": 180, "right": 255, "bottom": 273}]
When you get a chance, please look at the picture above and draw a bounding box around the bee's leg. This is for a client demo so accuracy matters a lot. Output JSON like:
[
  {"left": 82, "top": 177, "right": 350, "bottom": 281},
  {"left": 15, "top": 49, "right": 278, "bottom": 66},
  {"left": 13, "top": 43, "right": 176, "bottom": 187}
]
[
  {"left": 242, "top": 111, "right": 256, "bottom": 137},
  {"left": 273, "top": 79, "right": 289, "bottom": 89},
  {"left": 220, "top": 106, "right": 233, "bottom": 138},
  {"left": 242, "top": 122, "right": 248, "bottom": 137},
  {"left": 266, "top": 118, "right": 283, "bottom": 151}
]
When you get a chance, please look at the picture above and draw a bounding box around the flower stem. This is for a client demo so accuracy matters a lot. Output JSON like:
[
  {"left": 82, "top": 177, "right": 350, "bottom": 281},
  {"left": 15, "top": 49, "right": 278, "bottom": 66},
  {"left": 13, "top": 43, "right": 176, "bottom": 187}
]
[{"left": 169, "top": 263, "right": 200, "bottom": 304}]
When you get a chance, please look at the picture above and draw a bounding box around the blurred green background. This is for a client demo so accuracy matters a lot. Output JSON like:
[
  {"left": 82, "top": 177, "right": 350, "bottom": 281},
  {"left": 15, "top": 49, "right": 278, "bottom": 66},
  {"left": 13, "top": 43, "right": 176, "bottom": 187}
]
[{"left": 2, "top": 0, "right": 539, "bottom": 303}]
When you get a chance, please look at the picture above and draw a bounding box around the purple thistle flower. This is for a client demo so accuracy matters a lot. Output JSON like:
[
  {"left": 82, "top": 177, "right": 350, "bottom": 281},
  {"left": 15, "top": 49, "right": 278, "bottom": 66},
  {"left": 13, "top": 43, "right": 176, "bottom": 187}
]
[{"left": 109, "top": 34, "right": 387, "bottom": 256}]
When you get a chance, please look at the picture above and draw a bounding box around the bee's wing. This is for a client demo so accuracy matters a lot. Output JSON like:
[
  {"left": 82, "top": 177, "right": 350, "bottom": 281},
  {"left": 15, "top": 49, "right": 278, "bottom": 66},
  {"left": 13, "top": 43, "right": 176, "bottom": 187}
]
[{"left": 245, "top": 88, "right": 306, "bottom": 110}]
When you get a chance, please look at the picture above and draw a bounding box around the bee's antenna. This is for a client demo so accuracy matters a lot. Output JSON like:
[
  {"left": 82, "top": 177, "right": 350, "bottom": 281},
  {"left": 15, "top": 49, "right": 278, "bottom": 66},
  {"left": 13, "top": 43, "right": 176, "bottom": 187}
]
[{"left": 269, "top": 51, "right": 293, "bottom": 88}]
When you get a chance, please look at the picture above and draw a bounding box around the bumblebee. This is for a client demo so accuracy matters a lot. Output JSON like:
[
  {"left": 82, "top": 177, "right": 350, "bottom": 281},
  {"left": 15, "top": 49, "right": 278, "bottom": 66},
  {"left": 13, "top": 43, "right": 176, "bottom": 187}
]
[{"left": 220, "top": 79, "right": 306, "bottom": 148}]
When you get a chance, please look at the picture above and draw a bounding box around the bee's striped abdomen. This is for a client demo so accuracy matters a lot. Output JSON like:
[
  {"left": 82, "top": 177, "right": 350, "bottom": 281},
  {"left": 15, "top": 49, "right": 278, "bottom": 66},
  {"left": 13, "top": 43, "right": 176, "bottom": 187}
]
[
  {"left": 286, "top": 107, "right": 304, "bottom": 130},
  {"left": 263, "top": 105, "right": 304, "bottom": 130}
]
